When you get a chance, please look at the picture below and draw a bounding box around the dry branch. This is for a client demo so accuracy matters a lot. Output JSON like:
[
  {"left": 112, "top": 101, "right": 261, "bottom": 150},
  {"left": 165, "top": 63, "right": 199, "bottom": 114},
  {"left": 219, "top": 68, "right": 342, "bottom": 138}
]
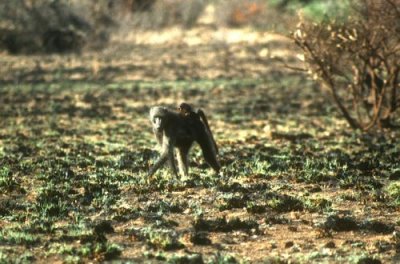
[{"left": 292, "top": 0, "right": 400, "bottom": 130}]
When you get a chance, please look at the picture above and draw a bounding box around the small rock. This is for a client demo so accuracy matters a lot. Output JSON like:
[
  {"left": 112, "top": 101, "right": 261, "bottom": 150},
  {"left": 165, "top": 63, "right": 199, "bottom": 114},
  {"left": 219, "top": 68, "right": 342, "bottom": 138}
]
[
  {"left": 357, "top": 257, "right": 381, "bottom": 264},
  {"left": 190, "top": 232, "right": 212, "bottom": 245},
  {"left": 324, "top": 241, "right": 335, "bottom": 248},
  {"left": 94, "top": 220, "right": 114, "bottom": 234},
  {"left": 285, "top": 241, "right": 294, "bottom": 248}
]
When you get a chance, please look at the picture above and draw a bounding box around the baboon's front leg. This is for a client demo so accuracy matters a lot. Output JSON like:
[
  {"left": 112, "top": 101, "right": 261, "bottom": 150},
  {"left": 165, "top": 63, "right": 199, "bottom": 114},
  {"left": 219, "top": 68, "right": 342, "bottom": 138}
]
[{"left": 148, "top": 134, "right": 177, "bottom": 177}]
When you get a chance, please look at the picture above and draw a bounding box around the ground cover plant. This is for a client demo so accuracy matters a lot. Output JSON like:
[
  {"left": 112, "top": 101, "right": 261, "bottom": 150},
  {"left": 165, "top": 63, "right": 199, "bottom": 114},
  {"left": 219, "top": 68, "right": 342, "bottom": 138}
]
[{"left": 0, "top": 1, "right": 400, "bottom": 263}]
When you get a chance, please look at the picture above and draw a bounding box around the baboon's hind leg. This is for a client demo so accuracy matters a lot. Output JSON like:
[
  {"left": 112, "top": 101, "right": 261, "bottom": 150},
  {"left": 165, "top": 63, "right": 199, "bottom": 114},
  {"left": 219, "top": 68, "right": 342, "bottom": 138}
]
[{"left": 177, "top": 145, "right": 191, "bottom": 177}]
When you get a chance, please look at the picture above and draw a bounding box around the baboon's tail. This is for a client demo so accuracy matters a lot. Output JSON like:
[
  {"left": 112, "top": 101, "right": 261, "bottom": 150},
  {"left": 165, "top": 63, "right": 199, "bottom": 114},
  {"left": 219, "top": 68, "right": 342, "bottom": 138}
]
[{"left": 197, "top": 109, "right": 219, "bottom": 155}]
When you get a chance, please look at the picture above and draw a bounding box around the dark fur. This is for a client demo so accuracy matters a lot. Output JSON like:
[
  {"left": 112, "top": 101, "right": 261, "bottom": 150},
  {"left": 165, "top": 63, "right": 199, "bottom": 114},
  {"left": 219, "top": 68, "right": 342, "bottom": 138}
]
[{"left": 148, "top": 105, "right": 220, "bottom": 177}]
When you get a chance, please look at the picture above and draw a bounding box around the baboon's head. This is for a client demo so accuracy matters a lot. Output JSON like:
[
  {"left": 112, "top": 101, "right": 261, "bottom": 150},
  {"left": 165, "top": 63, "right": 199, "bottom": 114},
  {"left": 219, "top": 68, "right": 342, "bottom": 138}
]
[{"left": 150, "top": 106, "right": 168, "bottom": 130}]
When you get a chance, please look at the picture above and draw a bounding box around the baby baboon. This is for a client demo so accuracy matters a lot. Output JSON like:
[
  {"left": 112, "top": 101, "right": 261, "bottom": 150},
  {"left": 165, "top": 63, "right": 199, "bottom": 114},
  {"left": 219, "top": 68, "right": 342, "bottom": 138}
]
[
  {"left": 148, "top": 105, "right": 220, "bottom": 178},
  {"left": 178, "top": 103, "right": 219, "bottom": 155}
]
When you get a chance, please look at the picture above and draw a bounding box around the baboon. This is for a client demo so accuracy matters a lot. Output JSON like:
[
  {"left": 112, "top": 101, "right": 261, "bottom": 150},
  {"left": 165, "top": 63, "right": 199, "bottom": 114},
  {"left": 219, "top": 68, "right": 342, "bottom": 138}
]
[
  {"left": 178, "top": 103, "right": 219, "bottom": 155},
  {"left": 148, "top": 105, "right": 220, "bottom": 178}
]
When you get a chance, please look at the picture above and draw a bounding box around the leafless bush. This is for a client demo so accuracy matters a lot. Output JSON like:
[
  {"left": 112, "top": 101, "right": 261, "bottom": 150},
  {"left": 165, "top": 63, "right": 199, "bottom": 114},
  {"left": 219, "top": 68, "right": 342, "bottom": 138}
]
[{"left": 293, "top": 0, "right": 400, "bottom": 130}]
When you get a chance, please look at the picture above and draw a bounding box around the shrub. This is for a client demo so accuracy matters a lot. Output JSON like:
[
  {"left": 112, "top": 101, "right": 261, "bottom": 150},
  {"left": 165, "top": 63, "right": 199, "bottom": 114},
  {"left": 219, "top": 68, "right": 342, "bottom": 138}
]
[
  {"left": 293, "top": 0, "right": 400, "bottom": 130},
  {"left": 386, "top": 181, "right": 400, "bottom": 206},
  {"left": 0, "top": 0, "right": 112, "bottom": 54},
  {"left": 0, "top": 0, "right": 208, "bottom": 53}
]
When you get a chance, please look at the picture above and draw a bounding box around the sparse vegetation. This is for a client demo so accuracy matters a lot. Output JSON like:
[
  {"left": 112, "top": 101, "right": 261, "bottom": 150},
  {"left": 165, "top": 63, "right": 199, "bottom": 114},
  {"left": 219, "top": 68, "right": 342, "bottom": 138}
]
[
  {"left": 386, "top": 182, "right": 400, "bottom": 206},
  {"left": 0, "top": 0, "right": 399, "bottom": 262}
]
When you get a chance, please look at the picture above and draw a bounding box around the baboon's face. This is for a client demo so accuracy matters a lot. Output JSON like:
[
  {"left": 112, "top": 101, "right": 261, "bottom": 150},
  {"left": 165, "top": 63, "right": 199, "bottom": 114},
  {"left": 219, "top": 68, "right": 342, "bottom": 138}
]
[
  {"left": 150, "top": 107, "right": 167, "bottom": 130},
  {"left": 152, "top": 116, "right": 162, "bottom": 130}
]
